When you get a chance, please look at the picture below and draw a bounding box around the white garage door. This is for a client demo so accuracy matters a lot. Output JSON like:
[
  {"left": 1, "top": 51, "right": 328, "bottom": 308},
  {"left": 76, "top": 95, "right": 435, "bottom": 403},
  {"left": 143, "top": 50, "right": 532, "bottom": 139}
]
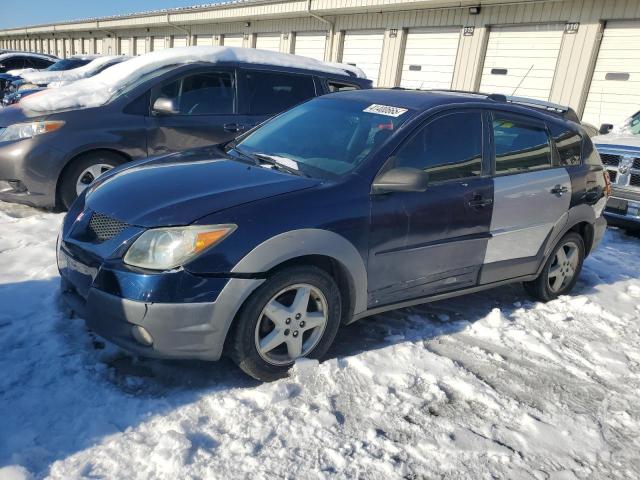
[
  {"left": 73, "top": 38, "right": 81, "bottom": 55},
  {"left": 153, "top": 37, "right": 166, "bottom": 51},
  {"left": 95, "top": 39, "right": 103, "bottom": 55},
  {"left": 479, "top": 24, "right": 564, "bottom": 101},
  {"left": 223, "top": 35, "right": 244, "bottom": 47},
  {"left": 583, "top": 21, "right": 640, "bottom": 127},
  {"left": 120, "top": 39, "right": 131, "bottom": 56},
  {"left": 342, "top": 30, "right": 385, "bottom": 86},
  {"left": 294, "top": 32, "right": 326, "bottom": 61},
  {"left": 135, "top": 37, "right": 146, "bottom": 55},
  {"left": 173, "top": 36, "right": 188, "bottom": 48},
  {"left": 56, "top": 39, "right": 64, "bottom": 57},
  {"left": 196, "top": 35, "right": 214, "bottom": 46},
  {"left": 256, "top": 33, "right": 281, "bottom": 52},
  {"left": 400, "top": 27, "right": 461, "bottom": 90}
]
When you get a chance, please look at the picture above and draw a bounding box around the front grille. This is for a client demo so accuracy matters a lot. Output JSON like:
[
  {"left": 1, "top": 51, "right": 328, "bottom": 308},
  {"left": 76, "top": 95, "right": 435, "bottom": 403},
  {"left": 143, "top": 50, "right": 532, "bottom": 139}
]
[
  {"left": 87, "top": 212, "right": 129, "bottom": 242},
  {"left": 601, "top": 153, "right": 621, "bottom": 167},
  {"left": 631, "top": 174, "right": 640, "bottom": 187},
  {"left": 634, "top": 158, "right": 640, "bottom": 169},
  {"left": 608, "top": 170, "right": 617, "bottom": 183}
]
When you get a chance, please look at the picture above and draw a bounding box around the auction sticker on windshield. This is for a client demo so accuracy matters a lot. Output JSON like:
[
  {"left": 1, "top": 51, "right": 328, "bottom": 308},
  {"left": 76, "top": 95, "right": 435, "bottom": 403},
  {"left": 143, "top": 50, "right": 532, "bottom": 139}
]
[{"left": 363, "top": 104, "right": 408, "bottom": 117}]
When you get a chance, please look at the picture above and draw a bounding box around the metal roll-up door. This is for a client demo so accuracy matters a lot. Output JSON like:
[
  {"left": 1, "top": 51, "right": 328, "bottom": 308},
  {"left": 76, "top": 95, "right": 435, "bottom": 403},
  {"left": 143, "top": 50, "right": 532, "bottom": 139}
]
[
  {"left": 255, "top": 33, "right": 280, "bottom": 52},
  {"left": 583, "top": 21, "right": 640, "bottom": 127},
  {"left": 135, "top": 37, "right": 146, "bottom": 55},
  {"left": 153, "top": 37, "right": 166, "bottom": 51},
  {"left": 400, "top": 27, "right": 461, "bottom": 90},
  {"left": 173, "top": 36, "right": 188, "bottom": 48},
  {"left": 95, "top": 38, "right": 103, "bottom": 54},
  {"left": 223, "top": 34, "right": 244, "bottom": 47},
  {"left": 479, "top": 24, "right": 564, "bottom": 101},
  {"left": 56, "top": 38, "right": 64, "bottom": 57},
  {"left": 196, "top": 35, "right": 214, "bottom": 46},
  {"left": 73, "top": 38, "right": 81, "bottom": 55},
  {"left": 341, "top": 30, "right": 385, "bottom": 86},
  {"left": 119, "top": 39, "right": 131, "bottom": 56},
  {"left": 294, "top": 32, "right": 326, "bottom": 61}
]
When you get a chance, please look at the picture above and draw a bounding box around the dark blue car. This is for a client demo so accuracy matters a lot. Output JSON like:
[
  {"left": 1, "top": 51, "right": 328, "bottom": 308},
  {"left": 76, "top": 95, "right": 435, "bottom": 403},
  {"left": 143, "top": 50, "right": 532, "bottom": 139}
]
[{"left": 58, "top": 90, "right": 608, "bottom": 381}]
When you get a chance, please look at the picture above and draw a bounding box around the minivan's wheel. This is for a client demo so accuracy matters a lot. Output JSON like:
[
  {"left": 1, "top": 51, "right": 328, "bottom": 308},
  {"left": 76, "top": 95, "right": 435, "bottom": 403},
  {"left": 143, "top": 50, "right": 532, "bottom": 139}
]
[
  {"left": 230, "top": 266, "right": 342, "bottom": 382},
  {"left": 58, "top": 152, "right": 123, "bottom": 210},
  {"left": 524, "top": 232, "right": 585, "bottom": 302}
]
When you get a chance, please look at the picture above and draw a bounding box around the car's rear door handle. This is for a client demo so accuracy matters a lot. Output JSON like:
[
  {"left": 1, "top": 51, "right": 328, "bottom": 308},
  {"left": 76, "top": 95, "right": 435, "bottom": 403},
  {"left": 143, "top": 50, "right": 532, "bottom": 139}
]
[
  {"left": 551, "top": 184, "right": 569, "bottom": 195},
  {"left": 223, "top": 123, "right": 245, "bottom": 133}
]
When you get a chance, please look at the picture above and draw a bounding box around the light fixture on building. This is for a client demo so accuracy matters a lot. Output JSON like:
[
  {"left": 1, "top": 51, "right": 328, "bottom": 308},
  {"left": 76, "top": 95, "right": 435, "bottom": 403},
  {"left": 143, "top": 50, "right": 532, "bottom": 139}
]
[
  {"left": 469, "top": 6, "right": 481, "bottom": 15},
  {"left": 245, "top": 21, "right": 251, "bottom": 27}
]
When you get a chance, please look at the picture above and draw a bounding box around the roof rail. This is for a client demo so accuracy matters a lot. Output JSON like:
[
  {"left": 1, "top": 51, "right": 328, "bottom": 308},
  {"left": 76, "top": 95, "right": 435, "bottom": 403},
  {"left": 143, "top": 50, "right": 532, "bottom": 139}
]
[{"left": 488, "top": 94, "right": 580, "bottom": 122}]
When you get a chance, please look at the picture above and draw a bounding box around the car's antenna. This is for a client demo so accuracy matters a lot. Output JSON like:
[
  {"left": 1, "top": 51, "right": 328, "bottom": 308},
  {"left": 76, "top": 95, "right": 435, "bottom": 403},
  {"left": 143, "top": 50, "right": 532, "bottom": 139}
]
[{"left": 512, "top": 64, "right": 534, "bottom": 96}]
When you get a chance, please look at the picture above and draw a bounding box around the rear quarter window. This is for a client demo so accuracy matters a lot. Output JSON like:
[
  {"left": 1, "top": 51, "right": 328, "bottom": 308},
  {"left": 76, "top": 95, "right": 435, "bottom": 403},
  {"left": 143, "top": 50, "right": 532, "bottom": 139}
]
[{"left": 549, "top": 123, "right": 583, "bottom": 166}]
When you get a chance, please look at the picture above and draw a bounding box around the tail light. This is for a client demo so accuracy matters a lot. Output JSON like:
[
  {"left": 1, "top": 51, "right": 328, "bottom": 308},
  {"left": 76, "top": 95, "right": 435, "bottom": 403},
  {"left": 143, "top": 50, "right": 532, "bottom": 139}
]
[{"left": 603, "top": 170, "right": 612, "bottom": 198}]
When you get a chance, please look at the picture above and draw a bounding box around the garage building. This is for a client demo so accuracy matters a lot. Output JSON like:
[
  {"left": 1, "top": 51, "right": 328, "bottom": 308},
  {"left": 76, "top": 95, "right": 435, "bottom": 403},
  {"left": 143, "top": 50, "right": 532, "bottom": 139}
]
[{"left": 2, "top": 0, "right": 640, "bottom": 126}]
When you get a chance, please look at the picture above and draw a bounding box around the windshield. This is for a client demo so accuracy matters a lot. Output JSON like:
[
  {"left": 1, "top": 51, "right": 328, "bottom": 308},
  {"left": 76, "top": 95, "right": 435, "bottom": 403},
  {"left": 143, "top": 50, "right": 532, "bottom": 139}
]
[
  {"left": 233, "top": 97, "right": 413, "bottom": 179},
  {"left": 46, "top": 59, "right": 90, "bottom": 72},
  {"left": 618, "top": 111, "right": 640, "bottom": 136}
]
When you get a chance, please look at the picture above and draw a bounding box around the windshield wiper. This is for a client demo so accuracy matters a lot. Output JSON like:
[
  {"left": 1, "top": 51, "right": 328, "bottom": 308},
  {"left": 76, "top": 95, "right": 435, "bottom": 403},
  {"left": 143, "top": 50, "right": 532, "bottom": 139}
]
[{"left": 251, "top": 152, "right": 310, "bottom": 178}]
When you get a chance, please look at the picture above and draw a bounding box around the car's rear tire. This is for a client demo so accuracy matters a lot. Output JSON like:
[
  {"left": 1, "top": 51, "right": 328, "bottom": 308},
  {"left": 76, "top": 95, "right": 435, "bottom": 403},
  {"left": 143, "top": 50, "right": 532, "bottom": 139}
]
[
  {"left": 58, "top": 152, "right": 123, "bottom": 210},
  {"left": 229, "top": 265, "right": 342, "bottom": 382},
  {"left": 524, "top": 232, "right": 585, "bottom": 302}
]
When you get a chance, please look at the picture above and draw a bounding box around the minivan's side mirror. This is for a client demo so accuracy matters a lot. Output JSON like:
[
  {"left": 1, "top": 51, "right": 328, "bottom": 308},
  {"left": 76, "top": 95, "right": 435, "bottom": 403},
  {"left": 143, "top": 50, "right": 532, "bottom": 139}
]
[
  {"left": 599, "top": 123, "right": 614, "bottom": 135},
  {"left": 372, "top": 167, "right": 430, "bottom": 194},
  {"left": 152, "top": 96, "right": 179, "bottom": 116}
]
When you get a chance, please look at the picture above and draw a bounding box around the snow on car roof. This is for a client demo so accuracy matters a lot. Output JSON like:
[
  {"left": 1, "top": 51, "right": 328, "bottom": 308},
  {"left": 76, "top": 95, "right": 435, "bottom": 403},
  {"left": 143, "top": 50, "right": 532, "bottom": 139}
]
[
  {"left": 21, "top": 56, "right": 129, "bottom": 85},
  {"left": 0, "top": 52, "right": 56, "bottom": 62},
  {"left": 20, "top": 46, "right": 366, "bottom": 114}
]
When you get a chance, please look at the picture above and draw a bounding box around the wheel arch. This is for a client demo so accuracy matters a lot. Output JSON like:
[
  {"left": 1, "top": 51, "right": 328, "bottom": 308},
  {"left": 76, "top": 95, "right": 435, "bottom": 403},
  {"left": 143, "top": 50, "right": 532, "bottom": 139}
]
[{"left": 55, "top": 148, "right": 131, "bottom": 208}]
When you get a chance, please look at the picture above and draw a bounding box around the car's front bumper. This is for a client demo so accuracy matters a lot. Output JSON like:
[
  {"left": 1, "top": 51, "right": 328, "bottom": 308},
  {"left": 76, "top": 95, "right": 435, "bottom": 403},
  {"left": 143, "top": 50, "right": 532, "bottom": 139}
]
[
  {"left": 0, "top": 138, "right": 65, "bottom": 208},
  {"left": 58, "top": 245, "right": 264, "bottom": 361}
]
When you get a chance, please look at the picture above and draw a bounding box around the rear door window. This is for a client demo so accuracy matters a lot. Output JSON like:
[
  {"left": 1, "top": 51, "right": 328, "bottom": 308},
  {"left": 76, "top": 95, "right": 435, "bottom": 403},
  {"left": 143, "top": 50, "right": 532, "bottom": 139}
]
[
  {"left": 158, "top": 71, "right": 236, "bottom": 115},
  {"left": 492, "top": 114, "right": 552, "bottom": 174},
  {"left": 244, "top": 71, "right": 316, "bottom": 115},
  {"left": 327, "top": 80, "right": 359, "bottom": 92}
]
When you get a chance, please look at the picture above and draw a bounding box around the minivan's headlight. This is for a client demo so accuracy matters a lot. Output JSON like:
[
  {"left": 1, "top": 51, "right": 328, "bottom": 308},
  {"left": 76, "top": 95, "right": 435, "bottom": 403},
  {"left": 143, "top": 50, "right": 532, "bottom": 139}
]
[
  {"left": 0, "top": 121, "right": 65, "bottom": 142},
  {"left": 124, "top": 225, "right": 236, "bottom": 271}
]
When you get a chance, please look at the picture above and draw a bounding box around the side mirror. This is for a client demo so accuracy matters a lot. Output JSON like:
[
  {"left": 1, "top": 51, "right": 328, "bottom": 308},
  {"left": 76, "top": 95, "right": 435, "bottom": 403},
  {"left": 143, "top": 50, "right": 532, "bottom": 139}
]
[
  {"left": 372, "top": 167, "right": 430, "bottom": 194},
  {"left": 152, "top": 96, "right": 179, "bottom": 116},
  {"left": 599, "top": 123, "right": 614, "bottom": 135}
]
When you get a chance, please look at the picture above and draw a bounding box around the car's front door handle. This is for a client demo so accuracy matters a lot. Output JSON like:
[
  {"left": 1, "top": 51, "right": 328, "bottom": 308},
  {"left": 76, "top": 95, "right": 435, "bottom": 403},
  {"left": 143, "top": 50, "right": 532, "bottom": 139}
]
[
  {"left": 551, "top": 184, "right": 569, "bottom": 195},
  {"left": 223, "top": 123, "right": 245, "bottom": 133},
  {"left": 468, "top": 196, "right": 493, "bottom": 209}
]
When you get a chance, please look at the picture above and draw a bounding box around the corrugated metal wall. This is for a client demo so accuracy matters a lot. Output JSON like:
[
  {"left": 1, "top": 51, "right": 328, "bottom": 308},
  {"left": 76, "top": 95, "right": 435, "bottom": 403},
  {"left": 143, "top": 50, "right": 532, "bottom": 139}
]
[{"left": 3, "top": 0, "right": 640, "bottom": 119}]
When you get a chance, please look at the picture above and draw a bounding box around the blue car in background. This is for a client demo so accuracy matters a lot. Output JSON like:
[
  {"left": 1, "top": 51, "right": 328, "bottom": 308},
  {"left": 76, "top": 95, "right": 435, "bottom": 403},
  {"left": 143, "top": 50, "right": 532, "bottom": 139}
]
[{"left": 58, "top": 90, "right": 608, "bottom": 381}]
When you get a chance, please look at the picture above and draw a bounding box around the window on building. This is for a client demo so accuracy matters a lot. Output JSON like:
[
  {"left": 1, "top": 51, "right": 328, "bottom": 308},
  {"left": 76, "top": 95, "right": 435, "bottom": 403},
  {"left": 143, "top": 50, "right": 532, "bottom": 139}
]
[
  {"left": 392, "top": 111, "right": 483, "bottom": 182},
  {"left": 244, "top": 71, "right": 316, "bottom": 115},
  {"left": 492, "top": 115, "right": 551, "bottom": 174}
]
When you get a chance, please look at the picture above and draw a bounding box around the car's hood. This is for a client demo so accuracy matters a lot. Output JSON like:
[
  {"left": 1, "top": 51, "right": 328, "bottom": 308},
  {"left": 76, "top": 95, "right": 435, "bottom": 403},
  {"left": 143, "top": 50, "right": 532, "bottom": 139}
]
[
  {"left": 85, "top": 150, "right": 320, "bottom": 227},
  {"left": 0, "top": 104, "right": 37, "bottom": 126},
  {"left": 593, "top": 133, "right": 640, "bottom": 150}
]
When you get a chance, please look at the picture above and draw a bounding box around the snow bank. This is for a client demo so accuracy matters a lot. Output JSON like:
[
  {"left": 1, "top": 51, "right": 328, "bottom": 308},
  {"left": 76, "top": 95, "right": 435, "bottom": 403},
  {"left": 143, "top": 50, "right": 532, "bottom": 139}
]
[
  {"left": 21, "top": 56, "right": 128, "bottom": 86},
  {"left": 20, "top": 46, "right": 366, "bottom": 114}
]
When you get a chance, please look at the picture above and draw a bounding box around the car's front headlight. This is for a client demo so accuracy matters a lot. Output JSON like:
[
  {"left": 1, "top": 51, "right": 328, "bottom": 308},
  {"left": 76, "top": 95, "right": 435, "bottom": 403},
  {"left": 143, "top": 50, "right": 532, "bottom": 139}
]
[
  {"left": 0, "top": 121, "right": 65, "bottom": 142},
  {"left": 123, "top": 224, "right": 236, "bottom": 271}
]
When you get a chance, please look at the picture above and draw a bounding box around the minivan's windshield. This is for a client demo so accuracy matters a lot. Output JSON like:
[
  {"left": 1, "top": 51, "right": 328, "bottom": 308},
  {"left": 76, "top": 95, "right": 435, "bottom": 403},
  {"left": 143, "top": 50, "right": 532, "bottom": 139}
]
[
  {"left": 46, "top": 58, "right": 90, "bottom": 72},
  {"left": 232, "top": 97, "right": 413, "bottom": 178}
]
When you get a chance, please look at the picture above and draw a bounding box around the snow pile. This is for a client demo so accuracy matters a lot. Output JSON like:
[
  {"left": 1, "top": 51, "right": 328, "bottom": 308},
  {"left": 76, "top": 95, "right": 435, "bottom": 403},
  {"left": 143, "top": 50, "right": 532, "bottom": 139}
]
[
  {"left": 1, "top": 200, "right": 639, "bottom": 479},
  {"left": 20, "top": 46, "right": 366, "bottom": 114},
  {"left": 21, "top": 56, "right": 128, "bottom": 87}
]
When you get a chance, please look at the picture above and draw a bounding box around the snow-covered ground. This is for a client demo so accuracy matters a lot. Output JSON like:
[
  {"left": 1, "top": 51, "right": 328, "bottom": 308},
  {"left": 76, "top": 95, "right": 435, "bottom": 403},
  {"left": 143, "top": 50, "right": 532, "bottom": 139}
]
[{"left": 0, "top": 201, "right": 639, "bottom": 479}]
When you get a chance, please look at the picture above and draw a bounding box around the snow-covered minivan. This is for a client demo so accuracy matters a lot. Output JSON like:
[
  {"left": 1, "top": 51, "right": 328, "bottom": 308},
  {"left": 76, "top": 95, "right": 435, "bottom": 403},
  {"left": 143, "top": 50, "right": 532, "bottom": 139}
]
[{"left": 0, "top": 47, "right": 371, "bottom": 209}]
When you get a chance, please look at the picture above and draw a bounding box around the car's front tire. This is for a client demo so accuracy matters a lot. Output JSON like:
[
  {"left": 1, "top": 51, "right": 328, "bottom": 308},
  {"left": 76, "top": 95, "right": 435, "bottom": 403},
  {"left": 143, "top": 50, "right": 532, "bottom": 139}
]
[
  {"left": 524, "top": 232, "right": 585, "bottom": 302},
  {"left": 58, "top": 152, "right": 123, "bottom": 210},
  {"left": 229, "top": 265, "right": 342, "bottom": 382}
]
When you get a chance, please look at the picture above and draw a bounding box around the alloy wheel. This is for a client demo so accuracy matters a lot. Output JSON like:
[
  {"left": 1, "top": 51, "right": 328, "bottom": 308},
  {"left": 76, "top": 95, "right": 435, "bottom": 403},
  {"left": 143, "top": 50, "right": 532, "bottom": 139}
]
[
  {"left": 254, "top": 283, "right": 328, "bottom": 365},
  {"left": 75, "top": 163, "right": 114, "bottom": 196},
  {"left": 548, "top": 240, "right": 580, "bottom": 293}
]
